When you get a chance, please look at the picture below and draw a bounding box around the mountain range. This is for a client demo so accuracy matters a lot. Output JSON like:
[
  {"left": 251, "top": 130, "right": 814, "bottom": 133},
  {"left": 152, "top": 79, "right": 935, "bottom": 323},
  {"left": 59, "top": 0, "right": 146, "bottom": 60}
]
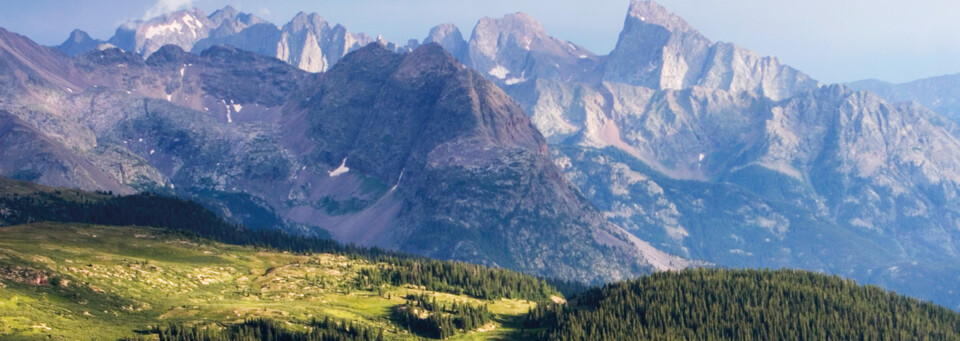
[
  {"left": 58, "top": 6, "right": 415, "bottom": 73},
  {"left": 1, "top": 0, "right": 958, "bottom": 310},
  {"left": 466, "top": 1, "right": 960, "bottom": 309},
  {"left": 2, "top": 21, "right": 689, "bottom": 284}
]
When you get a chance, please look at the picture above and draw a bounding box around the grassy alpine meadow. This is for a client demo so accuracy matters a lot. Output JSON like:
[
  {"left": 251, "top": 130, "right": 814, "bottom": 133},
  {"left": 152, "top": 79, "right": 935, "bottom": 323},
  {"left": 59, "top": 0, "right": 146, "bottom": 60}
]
[{"left": 0, "top": 223, "right": 538, "bottom": 340}]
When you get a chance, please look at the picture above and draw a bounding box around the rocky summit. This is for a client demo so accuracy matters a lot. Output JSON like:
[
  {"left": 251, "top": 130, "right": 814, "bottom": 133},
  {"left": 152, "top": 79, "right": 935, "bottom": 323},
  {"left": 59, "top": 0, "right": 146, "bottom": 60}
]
[{"left": 603, "top": 0, "right": 817, "bottom": 99}]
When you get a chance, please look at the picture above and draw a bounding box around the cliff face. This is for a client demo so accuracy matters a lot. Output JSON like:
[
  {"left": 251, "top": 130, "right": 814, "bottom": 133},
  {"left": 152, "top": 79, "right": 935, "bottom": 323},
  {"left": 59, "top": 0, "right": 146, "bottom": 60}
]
[
  {"left": 269, "top": 12, "right": 375, "bottom": 73},
  {"left": 424, "top": 23, "right": 468, "bottom": 63},
  {"left": 603, "top": 1, "right": 817, "bottom": 99},
  {"left": 463, "top": 13, "right": 601, "bottom": 86}
]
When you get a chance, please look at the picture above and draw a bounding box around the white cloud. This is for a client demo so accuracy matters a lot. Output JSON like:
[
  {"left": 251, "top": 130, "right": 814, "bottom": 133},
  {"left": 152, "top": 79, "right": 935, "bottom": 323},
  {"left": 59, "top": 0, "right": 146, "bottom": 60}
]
[{"left": 143, "top": 0, "right": 196, "bottom": 20}]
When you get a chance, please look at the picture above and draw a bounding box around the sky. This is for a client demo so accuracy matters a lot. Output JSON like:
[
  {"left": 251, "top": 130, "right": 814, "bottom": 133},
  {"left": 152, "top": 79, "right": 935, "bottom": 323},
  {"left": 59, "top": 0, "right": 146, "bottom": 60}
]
[{"left": 0, "top": 0, "right": 958, "bottom": 84}]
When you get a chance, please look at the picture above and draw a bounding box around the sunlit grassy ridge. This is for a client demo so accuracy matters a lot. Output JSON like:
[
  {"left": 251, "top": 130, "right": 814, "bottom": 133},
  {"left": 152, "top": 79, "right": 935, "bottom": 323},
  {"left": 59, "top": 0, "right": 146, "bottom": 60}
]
[{"left": 0, "top": 223, "right": 537, "bottom": 340}]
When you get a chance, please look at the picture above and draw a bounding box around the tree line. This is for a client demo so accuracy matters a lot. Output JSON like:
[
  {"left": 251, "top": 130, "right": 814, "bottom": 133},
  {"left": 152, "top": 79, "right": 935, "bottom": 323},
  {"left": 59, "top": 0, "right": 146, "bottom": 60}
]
[
  {"left": 153, "top": 317, "right": 384, "bottom": 341},
  {"left": 359, "top": 260, "right": 558, "bottom": 301}
]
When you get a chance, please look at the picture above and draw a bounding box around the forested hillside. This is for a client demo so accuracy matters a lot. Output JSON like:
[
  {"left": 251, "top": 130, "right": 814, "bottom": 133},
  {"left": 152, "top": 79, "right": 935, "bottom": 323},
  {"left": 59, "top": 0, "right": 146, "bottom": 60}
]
[{"left": 524, "top": 268, "right": 960, "bottom": 340}]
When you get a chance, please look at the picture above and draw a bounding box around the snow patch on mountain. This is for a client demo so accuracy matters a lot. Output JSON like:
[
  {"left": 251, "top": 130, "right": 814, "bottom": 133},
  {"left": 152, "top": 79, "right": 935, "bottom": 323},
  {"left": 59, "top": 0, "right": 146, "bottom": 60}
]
[
  {"left": 488, "top": 65, "right": 509, "bottom": 79},
  {"left": 505, "top": 77, "right": 525, "bottom": 85},
  {"left": 391, "top": 168, "right": 405, "bottom": 191},
  {"left": 328, "top": 158, "right": 350, "bottom": 177},
  {"left": 143, "top": 13, "right": 205, "bottom": 40},
  {"left": 144, "top": 21, "right": 185, "bottom": 40}
]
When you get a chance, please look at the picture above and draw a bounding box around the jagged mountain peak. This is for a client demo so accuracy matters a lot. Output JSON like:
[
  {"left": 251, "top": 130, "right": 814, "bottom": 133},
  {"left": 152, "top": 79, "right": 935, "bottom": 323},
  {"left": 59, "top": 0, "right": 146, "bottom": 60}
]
[
  {"left": 208, "top": 6, "right": 266, "bottom": 35},
  {"left": 465, "top": 12, "right": 598, "bottom": 85},
  {"left": 287, "top": 11, "right": 330, "bottom": 31},
  {"left": 109, "top": 7, "right": 212, "bottom": 56},
  {"left": 64, "top": 29, "right": 93, "bottom": 43},
  {"left": 71, "top": 6, "right": 397, "bottom": 75},
  {"left": 600, "top": 0, "right": 816, "bottom": 98},
  {"left": 426, "top": 23, "right": 462, "bottom": 38},
  {"left": 208, "top": 5, "right": 239, "bottom": 21},
  {"left": 424, "top": 23, "right": 467, "bottom": 61},
  {"left": 626, "top": 0, "right": 698, "bottom": 34},
  {"left": 273, "top": 13, "right": 375, "bottom": 73},
  {"left": 403, "top": 42, "right": 547, "bottom": 151},
  {"left": 471, "top": 12, "right": 548, "bottom": 59},
  {"left": 108, "top": 6, "right": 270, "bottom": 58},
  {"left": 56, "top": 29, "right": 105, "bottom": 58},
  {"left": 135, "top": 7, "right": 208, "bottom": 29},
  {"left": 319, "top": 42, "right": 546, "bottom": 165},
  {"left": 475, "top": 12, "right": 545, "bottom": 35}
]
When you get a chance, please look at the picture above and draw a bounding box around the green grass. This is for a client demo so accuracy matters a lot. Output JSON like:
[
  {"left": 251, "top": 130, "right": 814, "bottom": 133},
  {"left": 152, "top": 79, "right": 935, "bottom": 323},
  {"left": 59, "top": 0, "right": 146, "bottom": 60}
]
[
  {"left": 0, "top": 177, "right": 111, "bottom": 201},
  {"left": 0, "top": 223, "right": 536, "bottom": 340}
]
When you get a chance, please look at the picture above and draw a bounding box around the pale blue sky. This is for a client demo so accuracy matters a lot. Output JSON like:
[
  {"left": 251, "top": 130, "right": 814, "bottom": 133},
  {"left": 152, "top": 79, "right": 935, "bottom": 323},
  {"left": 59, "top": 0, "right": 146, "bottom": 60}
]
[{"left": 1, "top": 0, "right": 958, "bottom": 84}]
